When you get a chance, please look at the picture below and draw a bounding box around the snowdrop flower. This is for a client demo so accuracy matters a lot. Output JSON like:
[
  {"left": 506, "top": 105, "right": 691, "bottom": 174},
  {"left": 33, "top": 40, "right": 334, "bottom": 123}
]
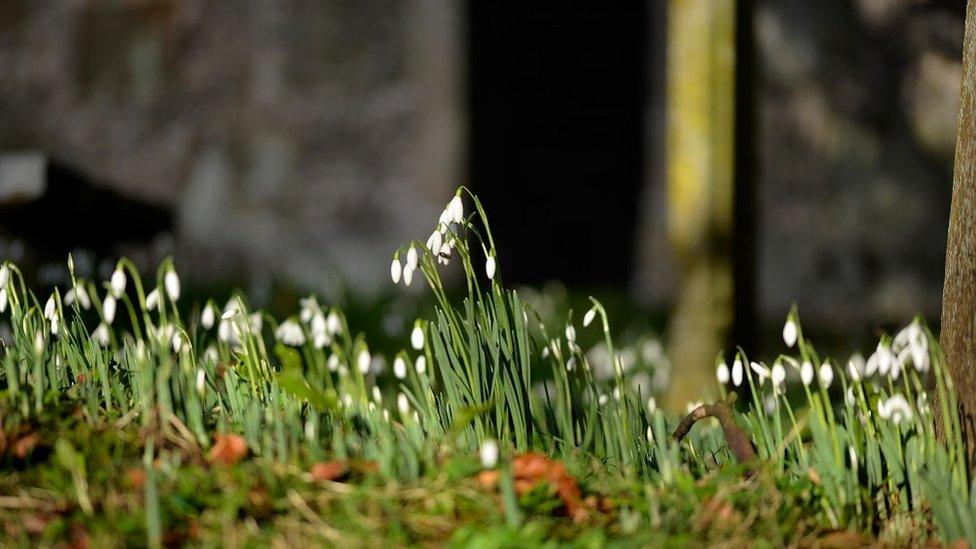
[
  {"left": 847, "top": 354, "right": 865, "bottom": 381},
  {"left": 327, "top": 354, "right": 340, "bottom": 372},
  {"left": 800, "top": 361, "right": 814, "bottom": 386},
  {"left": 867, "top": 342, "right": 894, "bottom": 377},
  {"left": 485, "top": 255, "right": 496, "bottom": 280},
  {"left": 248, "top": 312, "right": 263, "bottom": 333},
  {"left": 406, "top": 246, "right": 418, "bottom": 271},
  {"left": 646, "top": 426, "right": 654, "bottom": 444},
  {"left": 65, "top": 286, "right": 91, "bottom": 310},
  {"left": 102, "top": 295, "right": 117, "bottom": 324},
  {"left": 390, "top": 255, "right": 402, "bottom": 284},
  {"left": 91, "top": 323, "right": 109, "bottom": 346},
  {"left": 426, "top": 230, "right": 442, "bottom": 254},
  {"left": 43, "top": 295, "right": 56, "bottom": 320},
  {"left": 393, "top": 356, "right": 408, "bottom": 379},
  {"left": 311, "top": 316, "right": 331, "bottom": 349},
  {"left": 201, "top": 304, "right": 216, "bottom": 329},
  {"left": 783, "top": 318, "right": 798, "bottom": 348},
  {"left": 763, "top": 394, "right": 778, "bottom": 414},
  {"left": 403, "top": 264, "right": 415, "bottom": 286},
  {"left": 819, "top": 362, "right": 834, "bottom": 388},
  {"left": 196, "top": 369, "right": 206, "bottom": 396},
  {"left": 326, "top": 310, "right": 341, "bottom": 335},
  {"left": 145, "top": 288, "right": 160, "bottom": 311},
  {"left": 894, "top": 321, "right": 929, "bottom": 373},
  {"left": 0, "top": 264, "right": 8, "bottom": 288},
  {"left": 583, "top": 308, "right": 597, "bottom": 328},
  {"left": 218, "top": 319, "right": 239, "bottom": 345},
  {"left": 275, "top": 319, "right": 306, "bottom": 346},
  {"left": 110, "top": 267, "right": 126, "bottom": 297},
  {"left": 480, "top": 439, "right": 499, "bottom": 469},
  {"left": 845, "top": 387, "right": 856, "bottom": 406},
  {"left": 411, "top": 323, "right": 425, "bottom": 350},
  {"left": 732, "top": 358, "right": 743, "bottom": 386},
  {"left": 750, "top": 361, "right": 771, "bottom": 386},
  {"left": 397, "top": 393, "right": 410, "bottom": 416},
  {"left": 164, "top": 266, "right": 180, "bottom": 301},
  {"left": 646, "top": 397, "right": 657, "bottom": 414},
  {"left": 448, "top": 195, "right": 464, "bottom": 224},
  {"left": 771, "top": 363, "right": 786, "bottom": 392},
  {"left": 415, "top": 355, "right": 427, "bottom": 374},
  {"left": 598, "top": 394, "right": 609, "bottom": 406},
  {"left": 565, "top": 324, "right": 576, "bottom": 343},
  {"left": 566, "top": 356, "right": 576, "bottom": 372},
  {"left": 203, "top": 345, "right": 219, "bottom": 363},
  {"left": 877, "top": 394, "right": 913, "bottom": 425},
  {"left": 50, "top": 314, "right": 59, "bottom": 336},
  {"left": 437, "top": 241, "right": 452, "bottom": 265},
  {"left": 0, "top": 288, "right": 7, "bottom": 314},
  {"left": 716, "top": 361, "right": 730, "bottom": 384},
  {"left": 917, "top": 393, "right": 930, "bottom": 415},
  {"left": 299, "top": 297, "right": 318, "bottom": 323},
  {"left": 372, "top": 386, "right": 383, "bottom": 404},
  {"left": 357, "top": 347, "right": 372, "bottom": 374}
]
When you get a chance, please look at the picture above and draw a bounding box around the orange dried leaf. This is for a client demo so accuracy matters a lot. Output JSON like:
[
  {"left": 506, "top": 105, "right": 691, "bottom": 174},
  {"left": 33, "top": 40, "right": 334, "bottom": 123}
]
[
  {"left": 310, "top": 460, "right": 349, "bottom": 481},
  {"left": 13, "top": 432, "right": 41, "bottom": 459},
  {"left": 206, "top": 433, "right": 248, "bottom": 466}
]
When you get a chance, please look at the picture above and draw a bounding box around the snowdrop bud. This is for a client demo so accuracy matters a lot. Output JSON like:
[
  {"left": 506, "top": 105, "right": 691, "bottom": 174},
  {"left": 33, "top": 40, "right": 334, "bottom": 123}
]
[
  {"left": 145, "top": 288, "right": 160, "bottom": 311},
  {"left": 783, "top": 318, "right": 798, "bottom": 348},
  {"left": 357, "top": 348, "right": 371, "bottom": 374},
  {"left": 480, "top": 439, "right": 499, "bottom": 469},
  {"left": 598, "top": 394, "right": 609, "bottom": 406},
  {"left": 201, "top": 304, "right": 216, "bottom": 329},
  {"left": 732, "top": 359, "right": 743, "bottom": 386},
  {"left": 196, "top": 369, "right": 206, "bottom": 396},
  {"left": 771, "top": 363, "right": 786, "bottom": 387},
  {"left": 304, "top": 420, "right": 316, "bottom": 441},
  {"left": 102, "top": 295, "right": 117, "bottom": 324},
  {"left": 34, "top": 330, "right": 44, "bottom": 355},
  {"left": 845, "top": 387, "right": 856, "bottom": 406},
  {"left": 819, "top": 362, "right": 834, "bottom": 388},
  {"left": 566, "top": 356, "right": 576, "bottom": 371},
  {"left": 565, "top": 324, "right": 576, "bottom": 343},
  {"left": 0, "top": 265, "right": 8, "bottom": 287},
  {"left": 372, "top": 386, "right": 382, "bottom": 404},
  {"left": 390, "top": 256, "right": 402, "bottom": 284},
  {"left": 50, "top": 315, "right": 59, "bottom": 336},
  {"left": 716, "top": 361, "right": 730, "bottom": 384},
  {"left": 403, "top": 265, "right": 415, "bottom": 286},
  {"left": 327, "top": 354, "right": 340, "bottom": 372},
  {"left": 110, "top": 267, "right": 126, "bottom": 297},
  {"left": 800, "top": 361, "right": 814, "bottom": 386},
  {"left": 647, "top": 397, "right": 657, "bottom": 414},
  {"left": 393, "top": 356, "right": 407, "bottom": 379},
  {"left": 449, "top": 195, "right": 464, "bottom": 223},
  {"left": 406, "top": 246, "right": 418, "bottom": 271},
  {"left": 92, "top": 323, "right": 109, "bottom": 346},
  {"left": 415, "top": 355, "right": 427, "bottom": 374},
  {"left": 583, "top": 308, "right": 597, "bottom": 328},
  {"left": 0, "top": 288, "right": 7, "bottom": 313},
  {"left": 164, "top": 267, "right": 180, "bottom": 301},
  {"left": 411, "top": 324, "right": 425, "bottom": 350},
  {"left": 485, "top": 255, "right": 496, "bottom": 280},
  {"left": 326, "top": 310, "right": 341, "bottom": 335},
  {"left": 848, "top": 355, "right": 864, "bottom": 381},
  {"left": 397, "top": 393, "right": 410, "bottom": 416},
  {"left": 44, "top": 296, "right": 56, "bottom": 319},
  {"left": 646, "top": 426, "right": 655, "bottom": 444}
]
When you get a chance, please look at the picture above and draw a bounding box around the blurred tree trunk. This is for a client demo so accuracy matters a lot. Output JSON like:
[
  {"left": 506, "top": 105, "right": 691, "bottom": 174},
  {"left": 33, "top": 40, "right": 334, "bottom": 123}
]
[{"left": 940, "top": 0, "right": 976, "bottom": 458}]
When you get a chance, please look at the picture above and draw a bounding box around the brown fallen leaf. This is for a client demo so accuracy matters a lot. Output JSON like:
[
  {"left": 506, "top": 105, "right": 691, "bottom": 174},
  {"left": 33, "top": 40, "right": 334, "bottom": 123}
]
[
  {"left": 206, "top": 433, "right": 248, "bottom": 466},
  {"left": 310, "top": 459, "right": 378, "bottom": 482},
  {"left": 13, "top": 432, "right": 41, "bottom": 459},
  {"left": 476, "top": 452, "right": 589, "bottom": 522}
]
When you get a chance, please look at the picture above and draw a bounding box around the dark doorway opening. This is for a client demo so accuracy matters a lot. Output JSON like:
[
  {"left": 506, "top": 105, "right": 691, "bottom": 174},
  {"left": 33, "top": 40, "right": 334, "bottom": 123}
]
[{"left": 467, "top": 4, "right": 649, "bottom": 287}]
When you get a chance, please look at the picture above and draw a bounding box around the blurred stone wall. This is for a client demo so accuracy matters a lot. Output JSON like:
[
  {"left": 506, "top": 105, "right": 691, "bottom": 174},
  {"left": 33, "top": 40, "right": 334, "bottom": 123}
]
[
  {"left": 755, "top": 0, "right": 963, "bottom": 338},
  {"left": 0, "top": 0, "right": 462, "bottom": 298}
]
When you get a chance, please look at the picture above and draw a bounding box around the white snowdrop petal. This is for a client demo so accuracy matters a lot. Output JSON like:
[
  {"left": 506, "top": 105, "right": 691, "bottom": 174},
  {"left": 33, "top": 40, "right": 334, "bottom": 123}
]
[
  {"left": 716, "top": 362, "right": 730, "bottom": 384},
  {"left": 783, "top": 319, "right": 798, "bottom": 348},
  {"left": 103, "top": 295, "right": 117, "bottom": 324},
  {"left": 485, "top": 255, "right": 496, "bottom": 280},
  {"left": 390, "top": 258, "right": 402, "bottom": 284},
  {"left": 583, "top": 308, "right": 596, "bottom": 327},
  {"left": 732, "top": 359, "right": 743, "bottom": 386},
  {"left": 393, "top": 357, "right": 407, "bottom": 379},
  {"left": 800, "top": 361, "right": 814, "bottom": 386},
  {"left": 415, "top": 355, "right": 427, "bottom": 374},
  {"left": 164, "top": 268, "right": 181, "bottom": 301},
  {"left": 411, "top": 325, "right": 425, "bottom": 350},
  {"left": 819, "top": 362, "right": 834, "bottom": 388},
  {"left": 480, "top": 439, "right": 499, "bottom": 469},
  {"left": 110, "top": 268, "right": 126, "bottom": 297},
  {"left": 201, "top": 304, "right": 216, "bottom": 329}
]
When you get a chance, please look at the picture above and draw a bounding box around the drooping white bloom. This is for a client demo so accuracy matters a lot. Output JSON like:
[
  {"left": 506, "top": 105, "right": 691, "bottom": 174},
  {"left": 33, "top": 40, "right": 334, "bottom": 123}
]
[
  {"left": 716, "top": 361, "right": 730, "bottom": 384},
  {"left": 201, "top": 304, "right": 216, "bottom": 329},
  {"left": 145, "top": 288, "right": 160, "bottom": 311},
  {"left": 480, "top": 439, "right": 499, "bottom": 469},
  {"left": 311, "top": 313, "right": 331, "bottom": 349},
  {"left": 750, "top": 361, "right": 771, "bottom": 385},
  {"left": 565, "top": 324, "right": 576, "bottom": 343},
  {"left": 566, "top": 356, "right": 576, "bottom": 371},
  {"left": 91, "top": 323, "right": 109, "bottom": 346},
  {"left": 819, "top": 362, "right": 834, "bottom": 388},
  {"left": 164, "top": 267, "right": 180, "bottom": 301},
  {"left": 218, "top": 319, "right": 239, "bottom": 345},
  {"left": 275, "top": 319, "right": 306, "bottom": 346},
  {"left": 327, "top": 354, "right": 340, "bottom": 372},
  {"left": 426, "top": 230, "right": 442, "bottom": 254},
  {"left": 403, "top": 265, "right": 415, "bottom": 286},
  {"left": 877, "top": 394, "right": 913, "bottom": 425},
  {"left": 390, "top": 256, "right": 402, "bottom": 284},
  {"left": 583, "top": 308, "right": 597, "bottom": 328},
  {"left": 598, "top": 394, "right": 609, "bottom": 406},
  {"left": 732, "top": 359, "right": 743, "bottom": 386},
  {"left": 372, "top": 386, "right": 383, "bottom": 403},
  {"left": 867, "top": 342, "right": 893, "bottom": 377},
  {"left": 917, "top": 393, "right": 931, "bottom": 415},
  {"left": 406, "top": 246, "right": 418, "bottom": 271},
  {"left": 783, "top": 318, "right": 798, "bottom": 348},
  {"left": 110, "top": 267, "right": 126, "bottom": 297},
  {"left": 50, "top": 314, "right": 59, "bottom": 336},
  {"left": 393, "top": 356, "right": 408, "bottom": 379},
  {"left": 647, "top": 396, "right": 657, "bottom": 414},
  {"left": 646, "top": 426, "right": 654, "bottom": 444},
  {"left": 771, "top": 363, "right": 786, "bottom": 392},
  {"left": 0, "top": 288, "right": 7, "bottom": 314},
  {"left": 326, "top": 310, "right": 341, "bottom": 335},
  {"left": 0, "top": 265, "right": 8, "bottom": 288},
  {"left": 397, "top": 393, "right": 410, "bottom": 416},
  {"left": 203, "top": 345, "right": 218, "bottom": 363},
  {"left": 65, "top": 286, "right": 91, "bottom": 310},
  {"left": 847, "top": 354, "right": 865, "bottom": 381},
  {"left": 357, "top": 348, "right": 371, "bottom": 374},
  {"left": 102, "top": 295, "right": 117, "bottom": 324},
  {"left": 485, "top": 255, "right": 496, "bottom": 280},
  {"left": 44, "top": 295, "right": 56, "bottom": 319},
  {"left": 415, "top": 355, "right": 427, "bottom": 374},
  {"left": 196, "top": 369, "right": 206, "bottom": 396},
  {"left": 299, "top": 297, "right": 319, "bottom": 323},
  {"left": 800, "top": 361, "right": 814, "bottom": 386},
  {"left": 845, "top": 387, "right": 856, "bottom": 406},
  {"left": 437, "top": 241, "right": 452, "bottom": 265},
  {"left": 249, "top": 312, "right": 263, "bottom": 333},
  {"left": 411, "top": 324, "right": 425, "bottom": 350},
  {"left": 448, "top": 195, "right": 463, "bottom": 224}
]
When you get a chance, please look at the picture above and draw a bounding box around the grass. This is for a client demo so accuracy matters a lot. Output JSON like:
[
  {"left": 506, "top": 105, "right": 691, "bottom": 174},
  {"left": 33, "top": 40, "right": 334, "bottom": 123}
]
[{"left": 0, "top": 187, "right": 972, "bottom": 547}]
